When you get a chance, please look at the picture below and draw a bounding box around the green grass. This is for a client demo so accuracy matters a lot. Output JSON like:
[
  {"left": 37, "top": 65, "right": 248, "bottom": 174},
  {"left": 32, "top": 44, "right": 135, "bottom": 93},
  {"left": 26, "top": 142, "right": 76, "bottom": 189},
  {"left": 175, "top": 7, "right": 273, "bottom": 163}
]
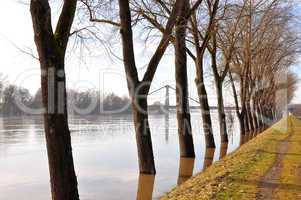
[{"left": 161, "top": 117, "right": 292, "bottom": 200}]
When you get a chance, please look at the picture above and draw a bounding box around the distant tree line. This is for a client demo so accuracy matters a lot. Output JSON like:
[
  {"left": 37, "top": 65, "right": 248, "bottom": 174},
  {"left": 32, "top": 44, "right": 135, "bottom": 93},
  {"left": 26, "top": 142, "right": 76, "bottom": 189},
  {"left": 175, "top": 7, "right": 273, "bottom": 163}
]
[{"left": 0, "top": 79, "right": 131, "bottom": 116}]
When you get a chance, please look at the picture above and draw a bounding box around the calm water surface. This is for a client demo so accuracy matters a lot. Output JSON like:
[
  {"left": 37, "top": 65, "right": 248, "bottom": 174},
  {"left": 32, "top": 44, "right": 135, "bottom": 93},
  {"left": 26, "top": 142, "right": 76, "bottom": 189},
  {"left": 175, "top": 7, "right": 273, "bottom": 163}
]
[{"left": 0, "top": 111, "right": 240, "bottom": 200}]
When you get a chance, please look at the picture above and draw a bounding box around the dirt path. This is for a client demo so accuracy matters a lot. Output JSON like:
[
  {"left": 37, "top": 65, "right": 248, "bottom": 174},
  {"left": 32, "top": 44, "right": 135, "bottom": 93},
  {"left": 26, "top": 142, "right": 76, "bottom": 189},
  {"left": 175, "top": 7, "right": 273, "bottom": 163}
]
[{"left": 256, "top": 134, "right": 292, "bottom": 199}]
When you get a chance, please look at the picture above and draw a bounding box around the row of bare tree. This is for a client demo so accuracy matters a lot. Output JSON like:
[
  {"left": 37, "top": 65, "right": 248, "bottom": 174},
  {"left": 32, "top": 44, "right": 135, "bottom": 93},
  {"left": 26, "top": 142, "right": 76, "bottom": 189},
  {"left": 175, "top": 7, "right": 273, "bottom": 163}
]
[{"left": 30, "top": 0, "right": 299, "bottom": 199}]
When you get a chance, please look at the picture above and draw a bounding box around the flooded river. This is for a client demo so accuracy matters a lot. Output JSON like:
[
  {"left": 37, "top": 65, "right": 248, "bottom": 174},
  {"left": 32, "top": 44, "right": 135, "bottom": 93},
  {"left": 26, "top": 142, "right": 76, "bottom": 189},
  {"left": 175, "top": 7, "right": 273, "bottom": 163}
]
[{"left": 0, "top": 111, "right": 240, "bottom": 200}]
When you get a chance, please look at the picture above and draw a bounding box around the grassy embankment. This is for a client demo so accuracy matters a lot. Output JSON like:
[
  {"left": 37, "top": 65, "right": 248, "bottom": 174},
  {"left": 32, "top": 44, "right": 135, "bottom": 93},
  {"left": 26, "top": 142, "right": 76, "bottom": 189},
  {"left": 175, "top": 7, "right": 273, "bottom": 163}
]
[{"left": 161, "top": 115, "right": 301, "bottom": 200}]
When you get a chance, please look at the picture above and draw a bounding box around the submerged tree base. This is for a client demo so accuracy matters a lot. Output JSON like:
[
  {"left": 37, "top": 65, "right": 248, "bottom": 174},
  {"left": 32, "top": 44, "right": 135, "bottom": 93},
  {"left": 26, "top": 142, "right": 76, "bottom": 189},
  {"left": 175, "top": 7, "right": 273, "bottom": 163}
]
[{"left": 161, "top": 115, "right": 301, "bottom": 200}]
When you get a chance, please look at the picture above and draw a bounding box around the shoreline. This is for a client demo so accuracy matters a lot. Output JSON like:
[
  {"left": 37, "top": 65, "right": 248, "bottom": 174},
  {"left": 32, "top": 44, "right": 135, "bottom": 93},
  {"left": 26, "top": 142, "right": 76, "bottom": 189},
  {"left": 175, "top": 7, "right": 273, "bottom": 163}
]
[{"left": 161, "top": 116, "right": 301, "bottom": 200}]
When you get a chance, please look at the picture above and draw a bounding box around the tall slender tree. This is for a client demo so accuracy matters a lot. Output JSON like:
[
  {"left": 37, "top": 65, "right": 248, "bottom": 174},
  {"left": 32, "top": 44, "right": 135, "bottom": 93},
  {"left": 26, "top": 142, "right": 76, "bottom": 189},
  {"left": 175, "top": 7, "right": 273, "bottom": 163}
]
[
  {"left": 118, "top": 0, "right": 186, "bottom": 174},
  {"left": 207, "top": 0, "right": 247, "bottom": 143},
  {"left": 190, "top": 0, "right": 220, "bottom": 148},
  {"left": 174, "top": 0, "right": 195, "bottom": 158}
]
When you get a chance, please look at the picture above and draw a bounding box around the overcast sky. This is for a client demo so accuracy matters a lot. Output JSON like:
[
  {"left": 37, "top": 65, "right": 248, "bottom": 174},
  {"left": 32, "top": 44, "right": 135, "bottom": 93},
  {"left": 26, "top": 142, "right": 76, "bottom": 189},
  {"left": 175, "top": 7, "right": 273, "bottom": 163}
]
[{"left": 0, "top": 1, "right": 300, "bottom": 106}]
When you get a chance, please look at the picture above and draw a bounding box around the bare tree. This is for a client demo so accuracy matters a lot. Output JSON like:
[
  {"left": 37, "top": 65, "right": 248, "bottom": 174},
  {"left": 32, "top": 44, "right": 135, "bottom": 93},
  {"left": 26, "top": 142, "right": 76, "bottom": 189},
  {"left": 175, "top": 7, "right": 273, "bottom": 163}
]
[
  {"left": 190, "top": 0, "right": 220, "bottom": 147},
  {"left": 118, "top": 0, "right": 187, "bottom": 174},
  {"left": 30, "top": 0, "right": 79, "bottom": 199}
]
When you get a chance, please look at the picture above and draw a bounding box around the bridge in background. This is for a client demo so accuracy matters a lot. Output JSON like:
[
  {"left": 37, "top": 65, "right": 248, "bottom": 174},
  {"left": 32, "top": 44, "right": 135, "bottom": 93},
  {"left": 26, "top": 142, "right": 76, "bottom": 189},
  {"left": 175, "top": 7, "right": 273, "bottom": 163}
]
[{"left": 148, "top": 85, "right": 236, "bottom": 112}]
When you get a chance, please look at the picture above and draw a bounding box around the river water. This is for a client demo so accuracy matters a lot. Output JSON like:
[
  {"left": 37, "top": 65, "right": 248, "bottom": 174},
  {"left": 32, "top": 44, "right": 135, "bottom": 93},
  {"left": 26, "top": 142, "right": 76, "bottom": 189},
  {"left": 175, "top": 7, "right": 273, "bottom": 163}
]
[{"left": 0, "top": 111, "right": 240, "bottom": 200}]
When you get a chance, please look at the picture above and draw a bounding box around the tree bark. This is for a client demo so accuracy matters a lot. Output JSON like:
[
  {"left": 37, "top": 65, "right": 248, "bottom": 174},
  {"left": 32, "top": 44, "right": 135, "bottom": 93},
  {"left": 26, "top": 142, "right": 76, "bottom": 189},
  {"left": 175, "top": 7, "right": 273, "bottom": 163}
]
[
  {"left": 132, "top": 96, "right": 156, "bottom": 174},
  {"left": 118, "top": 0, "right": 156, "bottom": 174},
  {"left": 216, "top": 81, "right": 228, "bottom": 143},
  {"left": 240, "top": 77, "right": 250, "bottom": 134},
  {"left": 257, "top": 103, "right": 264, "bottom": 129},
  {"left": 195, "top": 79, "right": 216, "bottom": 148},
  {"left": 251, "top": 99, "right": 259, "bottom": 132},
  {"left": 243, "top": 105, "right": 250, "bottom": 133},
  {"left": 30, "top": 0, "right": 79, "bottom": 199},
  {"left": 203, "top": 148, "right": 215, "bottom": 169},
  {"left": 174, "top": 0, "right": 195, "bottom": 158},
  {"left": 229, "top": 71, "right": 246, "bottom": 136}
]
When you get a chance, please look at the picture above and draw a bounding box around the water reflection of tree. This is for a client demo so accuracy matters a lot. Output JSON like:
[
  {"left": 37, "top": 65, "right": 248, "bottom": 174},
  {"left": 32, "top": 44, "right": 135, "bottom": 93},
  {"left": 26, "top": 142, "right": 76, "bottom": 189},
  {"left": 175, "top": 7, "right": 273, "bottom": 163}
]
[
  {"left": 136, "top": 174, "right": 155, "bottom": 200},
  {"left": 177, "top": 158, "right": 195, "bottom": 185},
  {"left": 203, "top": 148, "right": 215, "bottom": 170}
]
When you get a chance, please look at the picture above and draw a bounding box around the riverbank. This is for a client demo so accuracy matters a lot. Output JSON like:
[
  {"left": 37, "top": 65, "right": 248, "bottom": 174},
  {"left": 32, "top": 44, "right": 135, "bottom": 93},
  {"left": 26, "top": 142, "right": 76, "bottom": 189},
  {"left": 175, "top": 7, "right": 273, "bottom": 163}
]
[{"left": 161, "top": 115, "right": 301, "bottom": 200}]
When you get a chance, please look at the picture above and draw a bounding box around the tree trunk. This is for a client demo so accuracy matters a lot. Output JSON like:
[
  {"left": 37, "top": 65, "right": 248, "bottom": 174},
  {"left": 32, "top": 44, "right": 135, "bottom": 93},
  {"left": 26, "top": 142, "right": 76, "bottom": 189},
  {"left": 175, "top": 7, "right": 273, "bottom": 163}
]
[
  {"left": 42, "top": 68, "right": 79, "bottom": 200},
  {"left": 191, "top": 11, "right": 215, "bottom": 149},
  {"left": 238, "top": 114, "right": 245, "bottom": 136},
  {"left": 174, "top": 0, "right": 195, "bottom": 158},
  {"left": 118, "top": 0, "right": 187, "bottom": 174},
  {"left": 219, "top": 142, "right": 228, "bottom": 159},
  {"left": 256, "top": 102, "right": 264, "bottom": 131},
  {"left": 252, "top": 100, "right": 259, "bottom": 132},
  {"left": 209, "top": 40, "right": 228, "bottom": 144},
  {"left": 229, "top": 71, "right": 245, "bottom": 136},
  {"left": 203, "top": 148, "right": 215, "bottom": 169},
  {"left": 241, "top": 104, "right": 250, "bottom": 134},
  {"left": 246, "top": 101, "right": 254, "bottom": 133},
  {"left": 215, "top": 80, "right": 228, "bottom": 143},
  {"left": 195, "top": 79, "right": 216, "bottom": 148},
  {"left": 30, "top": 1, "right": 79, "bottom": 199},
  {"left": 132, "top": 97, "right": 156, "bottom": 174}
]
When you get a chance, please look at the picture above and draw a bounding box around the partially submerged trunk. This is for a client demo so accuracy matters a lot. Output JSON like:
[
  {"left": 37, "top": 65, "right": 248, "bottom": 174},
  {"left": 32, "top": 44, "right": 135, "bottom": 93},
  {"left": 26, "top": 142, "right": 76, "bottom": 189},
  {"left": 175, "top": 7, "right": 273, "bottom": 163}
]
[
  {"left": 219, "top": 142, "right": 228, "bottom": 159},
  {"left": 118, "top": 0, "right": 186, "bottom": 174},
  {"left": 174, "top": 0, "right": 195, "bottom": 158},
  {"left": 194, "top": 39, "right": 215, "bottom": 148},
  {"left": 215, "top": 77, "right": 228, "bottom": 143},
  {"left": 246, "top": 100, "right": 254, "bottom": 133},
  {"left": 243, "top": 105, "right": 250, "bottom": 133},
  {"left": 229, "top": 71, "right": 246, "bottom": 136},
  {"left": 118, "top": 0, "right": 156, "bottom": 174},
  {"left": 241, "top": 78, "right": 250, "bottom": 135},
  {"left": 132, "top": 96, "right": 156, "bottom": 174},
  {"left": 210, "top": 40, "right": 228, "bottom": 144},
  {"left": 251, "top": 100, "right": 259, "bottom": 133},
  {"left": 191, "top": 11, "right": 216, "bottom": 149},
  {"left": 195, "top": 79, "right": 216, "bottom": 148},
  {"left": 257, "top": 103, "right": 264, "bottom": 130},
  {"left": 30, "top": 1, "right": 79, "bottom": 199}
]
